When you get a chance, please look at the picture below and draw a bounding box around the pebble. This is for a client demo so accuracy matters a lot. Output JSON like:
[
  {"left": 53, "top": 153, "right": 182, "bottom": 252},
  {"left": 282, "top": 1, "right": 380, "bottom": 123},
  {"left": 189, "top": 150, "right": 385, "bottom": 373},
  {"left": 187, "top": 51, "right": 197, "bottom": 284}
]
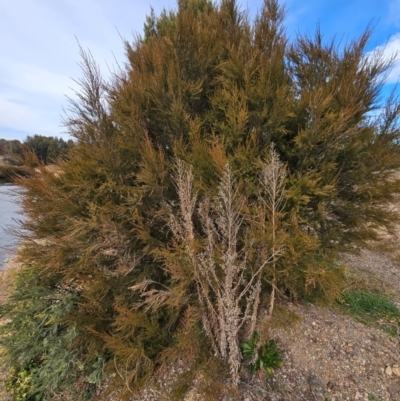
[
  {"left": 385, "top": 366, "right": 393, "bottom": 376},
  {"left": 392, "top": 364, "right": 400, "bottom": 377}
]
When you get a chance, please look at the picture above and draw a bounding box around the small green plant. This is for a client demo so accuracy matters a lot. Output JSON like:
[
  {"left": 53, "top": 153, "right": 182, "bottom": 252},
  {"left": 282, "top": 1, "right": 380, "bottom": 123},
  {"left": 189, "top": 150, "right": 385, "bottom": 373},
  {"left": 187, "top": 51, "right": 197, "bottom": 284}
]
[
  {"left": 368, "top": 393, "right": 378, "bottom": 401},
  {"left": 341, "top": 290, "right": 399, "bottom": 316},
  {"left": 0, "top": 266, "right": 106, "bottom": 400},
  {"left": 241, "top": 332, "right": 283, "bottom": 376},
  {"left": 338, "top": 290, "right": 400, "bottom": 334},
  {"left": 5, "top": 363, "right": 39, "bottom": 401}
]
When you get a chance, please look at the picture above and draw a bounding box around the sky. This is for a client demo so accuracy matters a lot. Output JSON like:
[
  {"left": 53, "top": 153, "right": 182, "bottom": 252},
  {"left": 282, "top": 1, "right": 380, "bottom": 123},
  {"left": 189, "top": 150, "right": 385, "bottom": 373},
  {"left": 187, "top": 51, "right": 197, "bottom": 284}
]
[{"left": 1, "top": 0, "right": 400, "bottom": 141}]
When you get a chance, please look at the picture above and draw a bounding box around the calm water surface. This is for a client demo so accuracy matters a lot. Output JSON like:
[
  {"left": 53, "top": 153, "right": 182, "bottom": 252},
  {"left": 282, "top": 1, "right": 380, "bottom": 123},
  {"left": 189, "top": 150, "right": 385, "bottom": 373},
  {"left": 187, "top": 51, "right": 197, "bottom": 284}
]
[{"left": 0, "top": 183, "right": 22, "bottom": 268}]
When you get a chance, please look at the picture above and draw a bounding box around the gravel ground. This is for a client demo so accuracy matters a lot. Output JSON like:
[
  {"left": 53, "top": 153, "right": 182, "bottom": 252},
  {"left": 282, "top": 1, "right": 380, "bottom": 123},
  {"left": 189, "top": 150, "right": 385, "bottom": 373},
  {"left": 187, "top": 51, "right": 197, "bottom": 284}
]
[{"left": 268, "top": 302, "right": 400, "bottom": 401}]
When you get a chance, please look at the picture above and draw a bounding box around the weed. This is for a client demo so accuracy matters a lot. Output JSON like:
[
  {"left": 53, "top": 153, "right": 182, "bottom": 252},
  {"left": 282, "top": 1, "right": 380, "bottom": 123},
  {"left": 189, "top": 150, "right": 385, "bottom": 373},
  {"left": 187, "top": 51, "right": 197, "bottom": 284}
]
[
  {"left": 5, "top": 363, "right": 38, "bottom": 401},
  {"left": 342, "top": 290, "right": 398, "bottom": 316},
  {"left": 338, "top": 289, "right": 400, "bottom": 334},
  {"left": 241, "top": 332, "right": 283, "bottom": 377}
]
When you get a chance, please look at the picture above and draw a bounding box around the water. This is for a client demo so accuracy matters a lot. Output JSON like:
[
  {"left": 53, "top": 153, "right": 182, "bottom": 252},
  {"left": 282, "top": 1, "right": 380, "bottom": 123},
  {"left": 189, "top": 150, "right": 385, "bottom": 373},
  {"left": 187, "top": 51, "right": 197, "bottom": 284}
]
[{"left": 0, "top": 183, "right": 22, "bottom": 268}]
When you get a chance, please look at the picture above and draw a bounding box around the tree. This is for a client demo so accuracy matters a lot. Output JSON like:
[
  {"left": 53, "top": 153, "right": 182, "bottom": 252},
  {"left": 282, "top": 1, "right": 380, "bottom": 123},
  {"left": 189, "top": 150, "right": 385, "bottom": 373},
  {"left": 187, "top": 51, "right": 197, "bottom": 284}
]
[
  {"left": 2, "top": 0, "right": 400, "bottom": 397},
  {"left": 23, "top": 134, "right": 74, "bottom": 163},
  {"left": 0, "top": 139, "right": 22, "bottom": 158}
]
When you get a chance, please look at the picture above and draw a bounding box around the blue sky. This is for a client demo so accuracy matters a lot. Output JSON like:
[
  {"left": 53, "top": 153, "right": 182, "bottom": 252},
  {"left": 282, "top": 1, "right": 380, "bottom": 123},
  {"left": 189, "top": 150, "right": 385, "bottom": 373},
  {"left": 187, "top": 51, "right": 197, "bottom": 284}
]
[{"left": 1, "top": 0, "right": 399, "bottom": 141}]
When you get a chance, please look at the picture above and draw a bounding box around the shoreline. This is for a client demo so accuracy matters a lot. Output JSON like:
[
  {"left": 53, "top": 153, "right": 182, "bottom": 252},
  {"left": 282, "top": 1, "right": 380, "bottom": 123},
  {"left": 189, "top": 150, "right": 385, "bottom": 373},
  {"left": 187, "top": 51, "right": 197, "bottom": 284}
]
[
  {"left": 0, "top": 255, "right": 20, "bottom": 303},
  {"left": 0, "top": 255, "right": 18, "bottom": 270},
  {"left": 0, "top": 182, "right": 23, "bottom": 268}
]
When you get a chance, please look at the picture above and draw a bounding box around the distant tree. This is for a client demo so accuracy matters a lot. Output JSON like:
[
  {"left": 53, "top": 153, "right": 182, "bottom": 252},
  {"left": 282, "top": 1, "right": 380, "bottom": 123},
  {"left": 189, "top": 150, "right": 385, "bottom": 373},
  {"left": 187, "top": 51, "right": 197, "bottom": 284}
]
[
  {"left": 23, "top": 134, "right": 74, "bottom": 163},
  {"left": 2, "top": 0, "right": 400, "bottom": 398},
  {"left": 0, "top": 139, "right": 22, "bottom": 157},
  {"left": 0, "top": 139, "right": 8, "bottom": 155}
]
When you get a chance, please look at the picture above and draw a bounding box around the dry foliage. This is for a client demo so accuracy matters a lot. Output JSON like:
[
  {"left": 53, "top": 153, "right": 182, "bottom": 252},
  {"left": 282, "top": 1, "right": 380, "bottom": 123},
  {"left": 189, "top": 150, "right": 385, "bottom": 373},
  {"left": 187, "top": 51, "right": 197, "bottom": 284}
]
[{"left": 131, "top": 149, "right": 286, "bottom": 384}]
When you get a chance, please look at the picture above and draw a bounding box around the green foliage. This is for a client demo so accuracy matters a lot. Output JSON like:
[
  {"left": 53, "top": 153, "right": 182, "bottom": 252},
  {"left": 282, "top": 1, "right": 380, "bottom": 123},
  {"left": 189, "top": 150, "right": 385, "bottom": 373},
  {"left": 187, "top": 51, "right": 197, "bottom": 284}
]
[
  {"left": 341, "top": 290, "right": 399, "bottom": 316},
  {"left": 5, "top": 362, "right": 39, "bottom": 401},
  {"left": 338, "top": 290, "right": 400, "bottom": 335},
  {"left": 0, "top": 139, "right": 22, "bottom": 156},
  {"left": 23, "top": 134, "right": 74, "bottom": 163},
  {"left": 339, "top": 290, "right": 400, "bottom": 318},
  {"left": 0, "top": 266, "right": 105, "bottom": 400},
  {"left": 241, "top": 332, "right": 283, "bottom": 376},
  {"left": 0, "top": 138, "right": 26, "bottom": 180}
]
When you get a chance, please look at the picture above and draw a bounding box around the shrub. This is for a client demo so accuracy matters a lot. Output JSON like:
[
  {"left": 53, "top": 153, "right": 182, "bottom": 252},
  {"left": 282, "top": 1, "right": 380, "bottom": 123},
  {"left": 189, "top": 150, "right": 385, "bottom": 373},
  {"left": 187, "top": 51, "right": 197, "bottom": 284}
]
[
  {"left": 0, "top": 266, "right": 105, "bottom": 400},
  {"left": 3, "top": 0, "right": 400, "bottom": 396}
]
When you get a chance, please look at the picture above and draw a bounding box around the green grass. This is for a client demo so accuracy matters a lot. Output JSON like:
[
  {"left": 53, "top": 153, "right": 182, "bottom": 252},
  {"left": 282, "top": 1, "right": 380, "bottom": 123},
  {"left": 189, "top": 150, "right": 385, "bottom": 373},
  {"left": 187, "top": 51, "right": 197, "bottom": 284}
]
[
  {"left": 342, "top": 290, "right": 399, "bottom": 316},
  {"left": 338, "top": 290, "right": 400, "bottom": 335}
]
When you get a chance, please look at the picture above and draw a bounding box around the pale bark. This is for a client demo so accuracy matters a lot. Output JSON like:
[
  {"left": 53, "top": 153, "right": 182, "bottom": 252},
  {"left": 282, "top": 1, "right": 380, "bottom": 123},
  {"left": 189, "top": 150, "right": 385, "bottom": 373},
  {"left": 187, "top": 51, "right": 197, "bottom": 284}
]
[{"left": 167, "top": 152, "right": 286, "bottom": 384}]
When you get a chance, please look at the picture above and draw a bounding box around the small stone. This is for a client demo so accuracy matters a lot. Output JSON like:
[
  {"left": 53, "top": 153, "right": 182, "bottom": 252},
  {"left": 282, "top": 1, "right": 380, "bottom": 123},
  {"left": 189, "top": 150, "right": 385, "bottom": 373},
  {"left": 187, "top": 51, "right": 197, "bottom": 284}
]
[
  {"left": 355, "top": 391, "right": 362, "bottom": 400},
  {"left": 392, "top": 364, "right": 400, "bottom": 377},
  {"left": 312, "top": 321, "right": 316, "bottom": 326},
  {"left": 385, "top": 366, "right": 393, "bottom": 376}
]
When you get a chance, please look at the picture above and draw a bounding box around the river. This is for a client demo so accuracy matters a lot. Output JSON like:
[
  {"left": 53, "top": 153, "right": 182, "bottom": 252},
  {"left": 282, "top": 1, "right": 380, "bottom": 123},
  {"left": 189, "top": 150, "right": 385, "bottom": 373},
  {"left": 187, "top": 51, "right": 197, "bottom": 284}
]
[{"left": 0, "top": 183, "right": 22, "bottom": 268}]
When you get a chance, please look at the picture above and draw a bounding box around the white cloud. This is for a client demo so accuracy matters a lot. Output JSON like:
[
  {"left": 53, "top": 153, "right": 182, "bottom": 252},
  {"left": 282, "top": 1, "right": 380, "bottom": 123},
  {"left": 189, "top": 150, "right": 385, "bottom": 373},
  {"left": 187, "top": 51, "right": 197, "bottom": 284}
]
[
  {"left": 1, "top": 58, "right": 76, "bottom": 98},
  {"left": 367, "top": 33, "right": 400, "bottom": 84},
  {"left": 0, "top": 96, "right": 39, "bottom": 129},
  {"left": 0, "top": 94, "right": 61, "bottom": 136},
  {"left": 0, "top": 0, "right": 174, "bottom": 140}
]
